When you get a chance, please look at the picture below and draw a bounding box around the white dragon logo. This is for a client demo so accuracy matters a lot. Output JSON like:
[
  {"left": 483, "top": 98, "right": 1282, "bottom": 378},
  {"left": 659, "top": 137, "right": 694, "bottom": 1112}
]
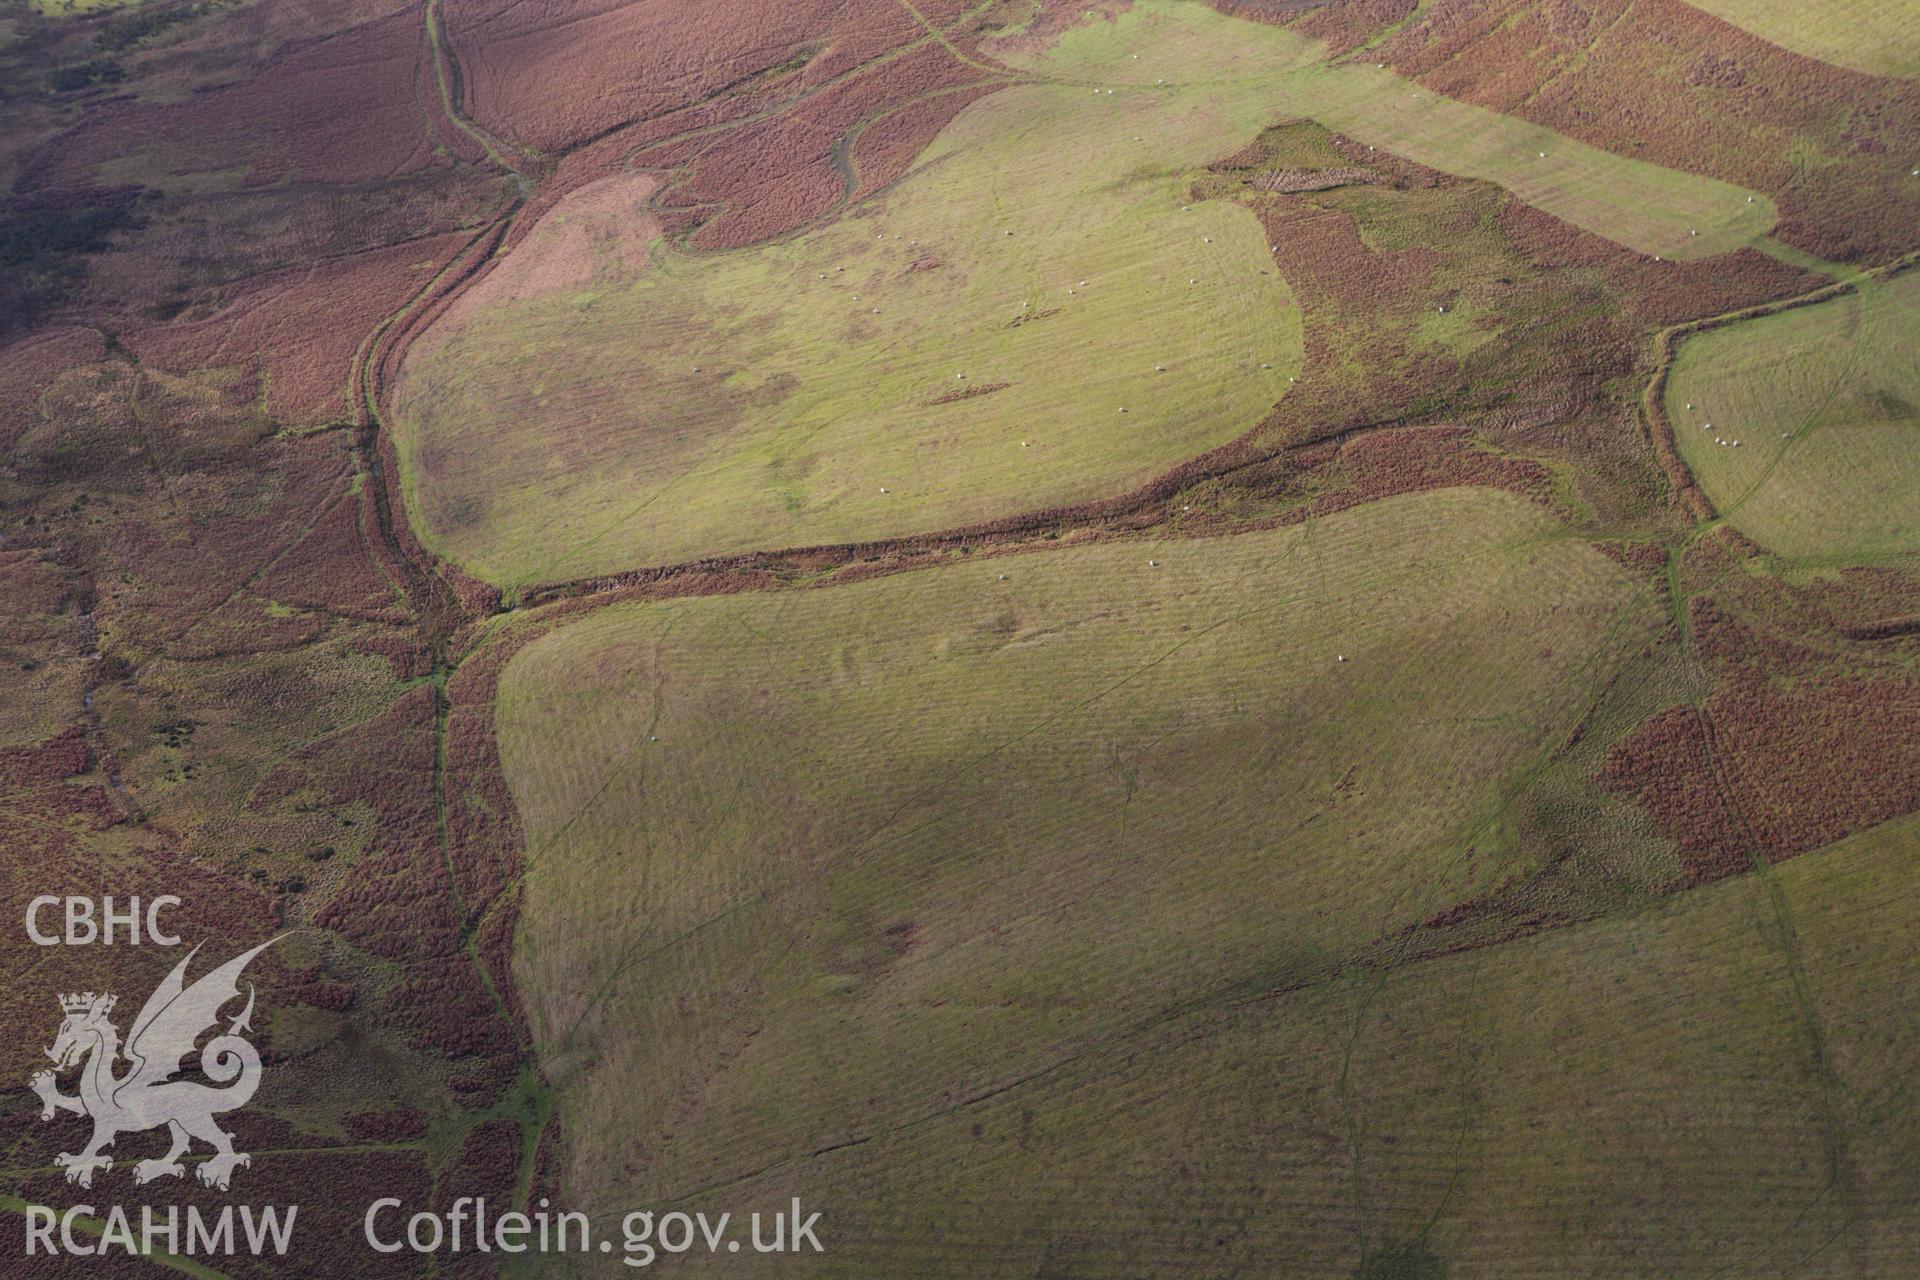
[{"left": 28, "top": 938, "right": 278, "bottom": 1191}]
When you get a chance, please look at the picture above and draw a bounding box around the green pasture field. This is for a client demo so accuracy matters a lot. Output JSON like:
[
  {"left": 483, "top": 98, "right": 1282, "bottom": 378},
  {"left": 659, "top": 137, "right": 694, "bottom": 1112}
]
[
  {"left": 1668, "top": 269, "right": 1920, "bottom": 563},
  {"left": 392, "top": 38, "right": 1303, "bottom": 590},
  {"left": 1001, "top": 1, "right": 1774, "bottom": 260},
  {"left": 1679, "top": 0, "right": 1920, "bottom": 80},
  {"left": 621, "top": 808, "right": 1919, "bottom": 1277},
  {"left": 392, "top": 0, "right": 1771, "bottom": 592},
  {"left": 494, "top": 488, "right": 1664, "bottom": 1246}
]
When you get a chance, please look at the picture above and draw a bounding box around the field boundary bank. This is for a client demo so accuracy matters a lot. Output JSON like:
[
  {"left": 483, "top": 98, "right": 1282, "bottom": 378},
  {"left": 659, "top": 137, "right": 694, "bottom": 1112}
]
[
  {"left": 511, "top": 417, "right": 1514, "bottom": 611},
  {"left": 1641, "top": 249, "right": 1920, "bottom": 524},
  {"left": 511, "top": 224, "right": 1905, "bottom": 614}
]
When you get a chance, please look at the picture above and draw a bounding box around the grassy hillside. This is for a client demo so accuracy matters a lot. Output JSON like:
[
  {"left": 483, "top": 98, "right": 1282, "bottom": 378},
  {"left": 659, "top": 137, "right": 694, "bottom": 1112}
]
[
  {"left": 998, "top": 1, "right": 1774, "bottom": 259},
  {"left": 495, "top": 488, "right": 1665, "bottom": 1267},
  {"left": 391, "top": 27, "right": 1304, "bottom": 591},
  {"left": 1677, "top": 0, "right": 1920, "bottom": 80},
  {"left": 4, "top": 0, "right": 1914, "bottom": 1272},
  {"left": 1668, "top": 269, "right": 1920, "bottom": 563},
  {"left": 392, "top": 0, "right": 1772, "bottom": 592},
  {"left": 610, "top": 807, "right": 1917, "bottom": 1278}
]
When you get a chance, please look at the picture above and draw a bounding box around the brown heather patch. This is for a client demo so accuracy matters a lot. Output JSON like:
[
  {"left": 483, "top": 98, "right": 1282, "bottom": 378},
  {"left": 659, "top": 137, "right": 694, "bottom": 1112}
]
[
  {"left": 1718, "top": 564, "right": 1920, "bottom": 658},
  {"left": 67, "top": 165, "right": 509, "bottom": 341},
  {"left": 1209, "top": 138, "right": 1271, "bottom": 171},
  {"left": 3, "top": 364, "right": 431, "bottom": 680},
  {"left": 979, "top": 0, "right": 1134, "bottom": 60},
  {"left": 169, "top": 598, "right": 328, "bottom": 662},
  {"left": 1498, "top": 201, "right": 1828, "bottom": 327},
  {"left": 1602, "top": 678, "right": 1920, "bottom": 885},
  {"left": 1593, "top": 540, "right": 1670, "bottom": 578},
  {"left": 1369, "top": 0, "right": 1920, "bottom": 264},
  {"left": 1243, "top": 178, "right": 1641, "bottom": 455},
  {"left": 126, "top": 231, "right": 478, "bottom": 429},
  {"left": 445, "top": 1, "right": 994, "bottom": 258},
  {"left": 0, "top": 550, "right": 69, "bottom": 616},
  {"left": 432, "top": 1118, "right": 524, "bottom": 1218},
  {"left": 1254, "top": 197, "right": 1441, "bottom": 313},
  {"left": 1267, "top": 0, "right": 1419, "bottom": 53},
  {"left": 22, "top": 8, "right": 454, "bottom": 194},
  {"left": 6, "top": 428, "right": 373, "bottom": 657},
  {"left": 255, "top": 495, "right": 411, "bottom": 626},
  {"left": 1665, "top": 525, "right": 1746, "bottom": 599},
  {"left": 343, "top": 1107, "right": 429, "bottom": 1144},
  {"left": 1602, "top": 705, "right": 1736, "bottom": 883},
  {"left": 1839, "top": 615, "right": 1920, "bottom": 641},
  {"left": 1602, "top": 593, "right": 1920, "bottom": 885},
  {"left": 56, "top": 1147, "right": 441, "bottom": 1280},
  {"left": 445, "top": 0, "right": 980, "bottom": 154},
  {"left": 1196, "top": 127, "right": 1664, "bottom": 516},
  {"left": 1805, "top": 568, "right": 1920, "bottom": 633},
  {"left": 271, "top": 686, "right": 521, "bottom": 1100},
  {"left": 0, "top": 728, "right": 283, "bottom": 1083},
  {"left": 848, "top": 86, "right": 1002, "bottom": 204},
  {"left": 286, "top": 970, "right": 356, "bottom": 1013},
  {"left": 0, "top": 327, "right": 107, "bottom": 454},
  {"left": 1290, "top": 424, "right": 1556, "bottom": 520},
  {"left": 646, "top": 42, "right": 988, "bottom": 252}
]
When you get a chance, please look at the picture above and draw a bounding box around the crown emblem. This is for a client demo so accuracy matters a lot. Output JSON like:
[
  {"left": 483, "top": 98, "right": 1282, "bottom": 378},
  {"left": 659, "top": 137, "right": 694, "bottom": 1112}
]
[{"left": 60, "top": 992, "right": 114, "bottom": 1015}]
